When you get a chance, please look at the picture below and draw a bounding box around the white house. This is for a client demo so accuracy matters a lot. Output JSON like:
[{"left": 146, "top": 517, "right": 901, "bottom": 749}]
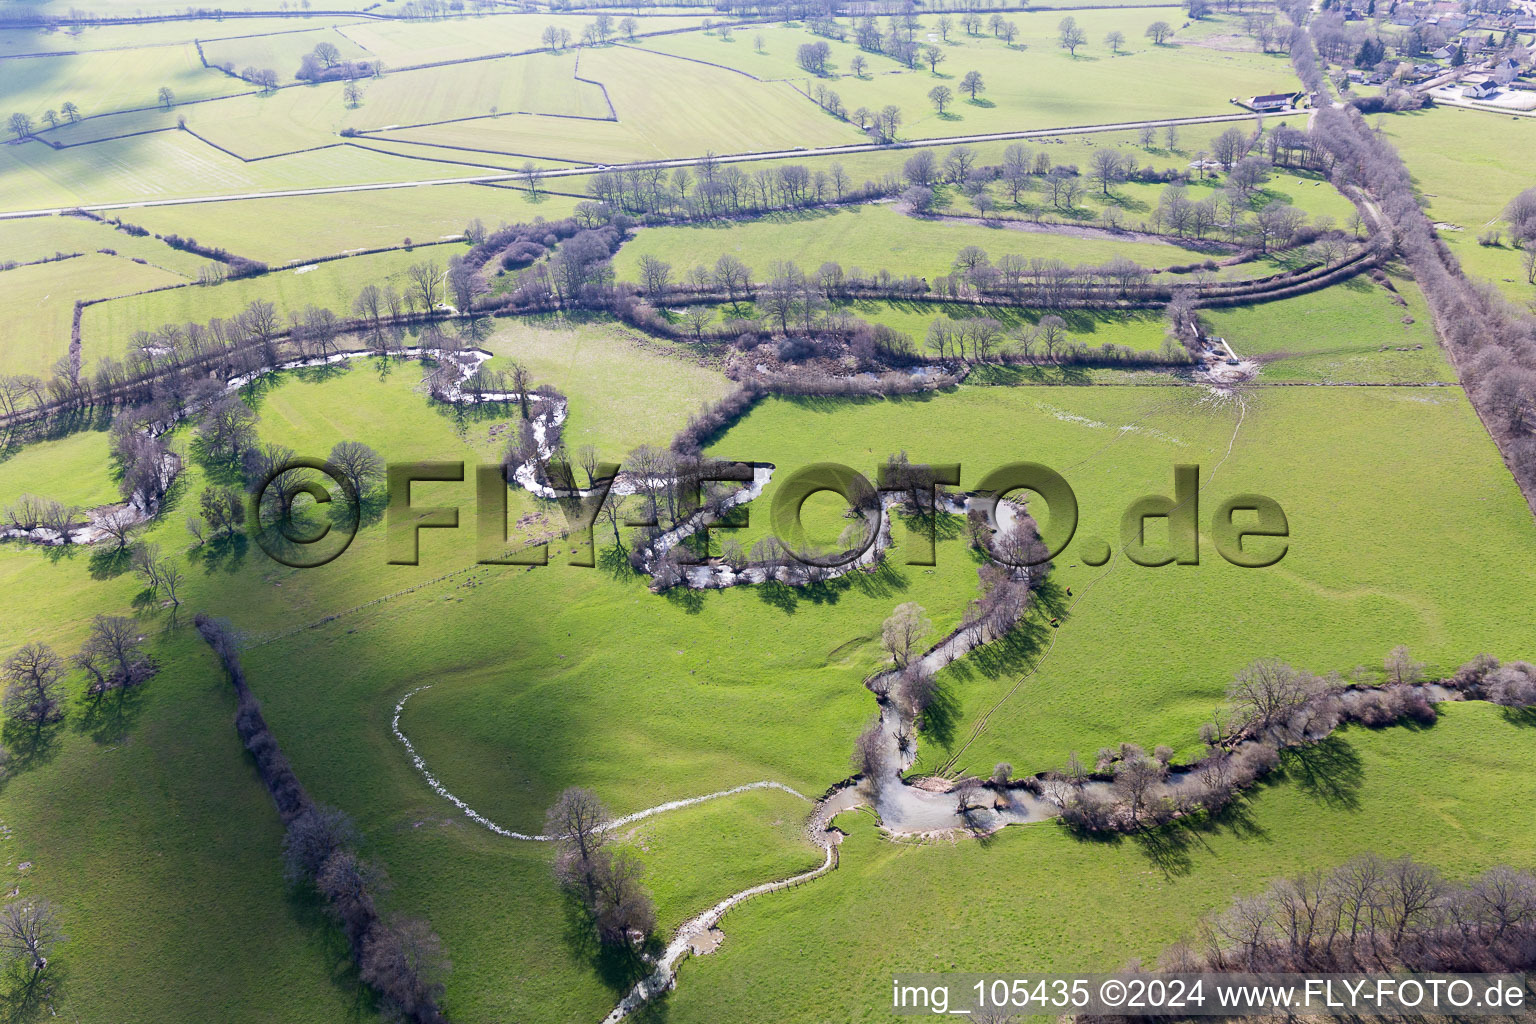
[
  {"left": 1461, "top": 74, "right": 1498, "bottom": 97},
  {"left": 1243, "top": 92, "right": 1299, "bottom": 111}
]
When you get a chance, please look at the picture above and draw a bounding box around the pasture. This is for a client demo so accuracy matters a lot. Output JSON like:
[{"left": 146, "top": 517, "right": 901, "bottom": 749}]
[
  {"left": 0, "top": 131, "right": 489, "bottom": 214},
  {"left": 1384, "top": 105, "right": 1536, "bottom": 300},
  {"left": 707, "top": 383, "right": 1536, "bottom": 774},
  {"left": 338, "top": 14, "right": 714, "bottom": 68},
  {"left": 118, "top": 185, "right": 571, "bottom": 264},
  {"left": 0, "top": 253, "right": 186, "bottom": 376},
  {"left": 479, "top": 317, "right": 736, "bottom": 455},
  {"left": 642, "top": 12, "right": 1298, "bottom": 141},
  {"left": 79, "top": 242, "right": 470, "bottom": 361},
  {"left": 664, "top": 703, "right": 1536, "bottom": 1023},
  {"left": 612, "top": 203, "right": 1214, "bottom": 283},
  {"left": 1, "top": 44, "right": 243, "bottom": 124},
  {"left": 199, "top": 24, "right": 372, "bottom": 83},
  {"left": 0, "top": 7, "right": 1532, "bottom": 1024},
  {"left": 1203, "top": 269, "right": 1452, "bottom": 382}
]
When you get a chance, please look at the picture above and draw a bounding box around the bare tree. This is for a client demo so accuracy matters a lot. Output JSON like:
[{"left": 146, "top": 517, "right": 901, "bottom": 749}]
[
  {"left": 92, "top": 506, "right": 137, "bottom": 550},
  {"left": 1058, "top": 17, "right": 1087, "bottom": 55},
  {"left": 359, "top": 914, "right": 450, "bottom": 1020},
  {"left": 1383, "top": 645, "right": 1424, "bottom": 687},
  {"left": 1228, "top": 658, "right": 1322, "bottom": 732},
  {"left": 80, "top": 614, "right": 153, "bottom": 690},
  {"left": 407, "top": 261, "right": 443, "bottom": 312},
  {"left": 329, "top": 441, "right": 384, "bottom": 503},
  {"left": 546, "top": 787, "right": 611, "bottom": 905},
  {"left": 0, "top": 899, "right": 63, "bottom": 984},
  {"left": 881, "top": 602, "right": 932, "bottom": 668},
  {"left": 2, "top": 644, "right": 64, "bottom": 725}
]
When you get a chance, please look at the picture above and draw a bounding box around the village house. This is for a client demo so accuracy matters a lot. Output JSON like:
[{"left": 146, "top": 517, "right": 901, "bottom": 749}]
[
  {"left": 1241, "top": 91, "right": 1300, "bottom": 111},
  {"left": 1462, "top": 73, "right": 1499, "bottom": 96}
]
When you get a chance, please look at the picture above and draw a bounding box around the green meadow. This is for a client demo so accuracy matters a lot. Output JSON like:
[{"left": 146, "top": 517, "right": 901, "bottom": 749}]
[
  {"left": 119, "top": 185, "right": 579, "bottom": 264},
  {"left": 1203, "top": 269, "right": 1453, "bottom": 382},
  {"left": 614, "top": 203, "right": 1213, "bottom": 283},
  {"left": 665, "top": 703, "right": 1536, "bottom": 1023},
  {"left": 707, "top": 384, "right": 1536, "bottom": 774},
  {"left": 0, "top": 7, "right": 1533, "bottom": 1023},
  {"left": 1383, "top": 105, "right": 1536, "bottom": 301},
  {"left": 80, "top": 242, "right": 470, "bottom": 361},
  {"left": 0, "top": 253, "right": 187, "bottom": 376}
]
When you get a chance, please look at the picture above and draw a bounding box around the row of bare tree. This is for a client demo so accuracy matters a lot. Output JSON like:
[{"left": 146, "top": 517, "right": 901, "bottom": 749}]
[
  {"left": 195, "top": 615, "right": 450, "bottom": 1023},
  {"left": 1095, "top": 856, "right": 1536, "bottom": 995},
  {"left": 1294, "top": 33, "right": 1536, "bottom": 507}
]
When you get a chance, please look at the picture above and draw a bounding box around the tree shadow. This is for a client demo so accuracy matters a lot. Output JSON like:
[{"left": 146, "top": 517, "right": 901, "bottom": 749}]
[
  {"left": 559, "top": 892, "right": 655, "bottom": 994},
  {"left": 597, "top": 543, "right": 638, "bottom": 581},
  {"left": 918, "top": 676, "right": 961, "bottom": 749},
  {"left": 0, "top": 718, "right": 64, "bottom": 777},
  {"left": 73, "top": 685, "right": 149, "bottom": 747},
  {"left": 1131, "top": 819, "right": 1195, "bottom": 878},
  {"left": 966, "top": 97, "right": 995, "bottom": 108},
  {"left": 87, "top": 545, "right": 132, "bottom": 580},
  {"left": 1280, "top": 735, "right": 1364, "bottom": 811},
  {"left": 189, "top": 532, "right": 249, "bottom": 574},
  {"left": 0, "top": 959, "right": 69, "bottom": 1023},
  {"left": 281, "top": 882, "right": 375, "bottom": 1016},
  {"left": 755, "top": 580, "right": 801, "bottom": 614},
  {"left": 1499, "top": 705, "right": 1536, "bottom": 728},
  {"left": 661, "top": 583, "right": 706, "bottom": 614}
]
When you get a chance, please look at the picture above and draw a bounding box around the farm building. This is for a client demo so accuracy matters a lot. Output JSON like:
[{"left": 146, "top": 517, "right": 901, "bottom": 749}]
[
  {"left": 1462, "top": 75, "right": 1498, "bottom": 97},
  {"left": 1241, "top": 92, "right": 1300, "bottom": 111}
]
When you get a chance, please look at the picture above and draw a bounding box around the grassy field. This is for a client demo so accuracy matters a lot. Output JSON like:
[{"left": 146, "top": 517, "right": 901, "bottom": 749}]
[
  {"left": 479, "top": 316, "right": 736, "bottom": 455},
  {"left": 122, "top": 51, "right": 615, "bottom": 160},
  {"left": 0, "top": 212, "right": 210, "bottom": 275},
  {"left": 3, "top": 11, "right": 1535, "bottom": 1024},
  {"left": 377, "top": 44, "right": 855, "bottom": 164},
  {"left": 707, "top": 384, "right": 1536, "bottom": 776},
  {"left": 0, "top": 424, "right": 120, "bottom": 509},
  {"left": 199, "top": 24, "right": 372, "bottom": 82},
  {"left": 663, "top": 703, "right": 1536, "bottom": 1023},
  {"left": 80, "top": 242, "right": 469, "bottom": 361},
  {"left": 118, "top": 185, "right": 573, "bottom": 264},
  {"left": 1203, "top": 268, "right": 1453, "bottom": 382},
  {"left": 0, "top": 131, "right": 500, "bottom": 214},
  {"left": 679, "top": 297, "right": 1172, "bottom": 354},
  {"left": 1383, "top": 105, "right": 1536, "bottom": 301},
  {"left": 0, "top": 362, "right": 1531, "bottom": 1022},
  {"left": 339, "top": 15, "right": 713, "bottom": 67},
  {"left": 0, "top": 253, "right": 187, "bottom": 376},
  {"left": 640, "top": 13, "right": 1296, "bottom": 142},
  {"left": 1, "top": 45, "right": 245, "bottom": 123},
  {"left": 613, "top": 203, "right": 1214, "bottom": 283}
]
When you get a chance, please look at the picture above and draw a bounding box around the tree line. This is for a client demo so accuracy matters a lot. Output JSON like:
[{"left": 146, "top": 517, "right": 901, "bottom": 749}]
[
  {"left": 195, "top": 615, "right": 451, "bottom": 1023},
  {"left": 1079, "top": 856, "right": 1536, "bottom": 1000},
  {"left": 1051, "top": 649, "right": 1534, "bottom": 835},
  {"left": 1293, "top": 33, "right": 1536, "bottom": 507}
]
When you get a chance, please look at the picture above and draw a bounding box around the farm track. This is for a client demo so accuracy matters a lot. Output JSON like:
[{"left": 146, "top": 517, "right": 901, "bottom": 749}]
[{"left": 0, "top": 111, "right": 1291, "bottom": 218}]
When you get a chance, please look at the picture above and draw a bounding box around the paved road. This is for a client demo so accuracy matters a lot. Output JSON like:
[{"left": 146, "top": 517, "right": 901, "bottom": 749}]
[{"left": 0, "top": 110, "right": 1294, "bottom": 219}]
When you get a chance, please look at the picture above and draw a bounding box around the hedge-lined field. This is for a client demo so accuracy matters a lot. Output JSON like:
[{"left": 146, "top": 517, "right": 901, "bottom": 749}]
[
  {"left": 613, "top": 203, "right": 1213, "bottom": 283},
  {"left": 1384, "top": 106, "right": 1536, "bottom": 300},
  {"left": 0, "top": 44, "right": 243, "bottom": 123},
  {"left": 0, "top": 253, "right": 186, "bottom": 375},
  {"left": 665, "top": 703, "right": 1536, "bottom": 1023},
  {"left": 118, "top": 184, "right": 577, "bottom": 264},
  {"left": 1203, "top": 268, "right": 1452, "bottom": 382},
  {"left": 79, "top": 242, "right": 470, "bottom": 360}
]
